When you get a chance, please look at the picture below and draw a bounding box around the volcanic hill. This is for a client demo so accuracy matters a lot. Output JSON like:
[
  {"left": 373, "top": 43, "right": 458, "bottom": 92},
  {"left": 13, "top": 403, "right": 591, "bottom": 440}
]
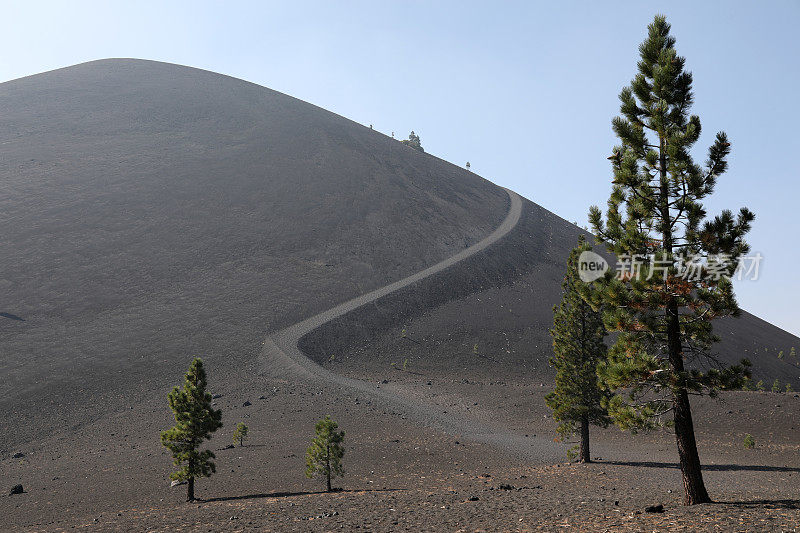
[{"left": 1, "top": 59, "right": 799, "bottom": 531}]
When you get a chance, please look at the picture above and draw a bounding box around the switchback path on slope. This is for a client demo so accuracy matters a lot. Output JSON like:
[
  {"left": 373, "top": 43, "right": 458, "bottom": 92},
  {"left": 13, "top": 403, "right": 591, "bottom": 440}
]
[{"left": 260, "top": 188, "right": 570, "bottom": 461}]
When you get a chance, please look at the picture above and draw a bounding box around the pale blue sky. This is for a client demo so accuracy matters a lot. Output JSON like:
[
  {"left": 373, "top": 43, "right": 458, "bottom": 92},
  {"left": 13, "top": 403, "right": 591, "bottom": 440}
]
[{"left": 2, "top": 1, "right": 798, "bottom": 336}]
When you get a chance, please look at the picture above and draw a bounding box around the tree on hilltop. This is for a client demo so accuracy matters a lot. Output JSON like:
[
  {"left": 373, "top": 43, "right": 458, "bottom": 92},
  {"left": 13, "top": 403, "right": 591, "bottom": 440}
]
[{"left": 401, "top": 131, "right": 424, "bottom": 152}]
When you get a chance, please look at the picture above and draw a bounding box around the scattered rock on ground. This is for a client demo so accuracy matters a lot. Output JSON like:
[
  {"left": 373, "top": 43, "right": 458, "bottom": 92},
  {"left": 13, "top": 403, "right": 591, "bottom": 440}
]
[
  {"left": 645, "top": 504, "right": 665, "bottom": 513},
  {"left": 9, "top": 484, "right": 24, "bottom": 495}
]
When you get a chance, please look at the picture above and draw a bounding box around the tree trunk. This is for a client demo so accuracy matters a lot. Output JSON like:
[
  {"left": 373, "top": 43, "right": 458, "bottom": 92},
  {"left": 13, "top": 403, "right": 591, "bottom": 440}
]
[
  {"left": 579, "top": 414, "right": 591, "bottom": 463},
  {"left": 187, "top": 456, "right": 196, "bottom": 501},
  {"left": 326, "top": 444, "right": 332, "bottom": 492},
  {"left": 673, "top": 386, "right": 710, "bottom": 504},
  {"left": 578, "top": 301, "right": 591, "bottom": 465},
  {"left": 659, "top": 132, "right": 711, "bottom": 506},
  {"left": 667, "top": 300, "right": 711, "bottom": 505}
]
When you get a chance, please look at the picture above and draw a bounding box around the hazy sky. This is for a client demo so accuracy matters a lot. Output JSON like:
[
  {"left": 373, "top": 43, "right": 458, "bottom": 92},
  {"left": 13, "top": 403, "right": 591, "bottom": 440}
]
[{"left": 2, "top": 1, "right": 798, "bottom": 336}]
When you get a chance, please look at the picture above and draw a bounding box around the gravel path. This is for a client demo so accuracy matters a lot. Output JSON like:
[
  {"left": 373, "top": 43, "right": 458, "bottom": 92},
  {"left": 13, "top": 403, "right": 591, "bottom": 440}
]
[{"left": 260, "top": 188, "right": 569, "bottom": 461}]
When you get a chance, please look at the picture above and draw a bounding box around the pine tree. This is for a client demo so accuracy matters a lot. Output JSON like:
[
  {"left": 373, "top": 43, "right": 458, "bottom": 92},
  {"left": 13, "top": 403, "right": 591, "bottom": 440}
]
[
  {"left": 545, "top": 236, "right": 611, "bottom": 463},
  {"left": 401, "top": 131, "right": 424, "bottom": 152},
  {"left": 233, "top": 422, "right": 249, "bottom": 447},
  {"left": 587, "top": 15, "right": 752, "bottom": 505},
  {"left": 160, "top": 358, "right": 223, "bottom": 501},
  {"left": 305, "top": 415, "right": 345, "bottom": 492}
]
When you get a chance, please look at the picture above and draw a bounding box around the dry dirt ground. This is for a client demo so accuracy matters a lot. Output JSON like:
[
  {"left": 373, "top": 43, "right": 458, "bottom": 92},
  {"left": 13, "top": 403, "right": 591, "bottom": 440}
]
[{"left": 4, "top": 368, "right": 800, "bottom": 532}]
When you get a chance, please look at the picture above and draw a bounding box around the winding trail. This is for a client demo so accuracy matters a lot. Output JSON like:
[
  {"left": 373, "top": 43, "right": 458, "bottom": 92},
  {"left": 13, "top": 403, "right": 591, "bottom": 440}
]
[{"left": 260, "top": 188, "right": 563, "bottom": 460}]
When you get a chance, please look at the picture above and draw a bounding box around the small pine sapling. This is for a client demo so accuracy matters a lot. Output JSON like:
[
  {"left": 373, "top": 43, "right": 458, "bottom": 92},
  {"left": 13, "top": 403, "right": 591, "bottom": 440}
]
[
  {"left": 233, "top": 422, "right": 249, "bottom": 447},
  {"left": 305, "top": 416, "right": 345, "bottom": 492}
]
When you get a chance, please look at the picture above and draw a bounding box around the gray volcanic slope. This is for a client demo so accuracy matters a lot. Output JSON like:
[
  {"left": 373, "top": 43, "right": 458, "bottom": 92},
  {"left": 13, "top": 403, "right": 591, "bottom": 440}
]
[
  {"left": 1, "top": 58, "right": 798, "bottom": 456},
  {"left": 302, "top": 194, "right": 800, "bottom": 387},
  {"left": 0, "top": 59, "right": 508, "bottom": 451}
]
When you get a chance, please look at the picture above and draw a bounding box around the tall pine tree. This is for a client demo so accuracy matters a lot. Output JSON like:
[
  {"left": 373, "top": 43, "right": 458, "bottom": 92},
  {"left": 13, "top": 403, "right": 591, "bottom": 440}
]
[
  {"left": 161, "top": 358, "right": 223, "bottom": 501},
  {"left": 587, "top": 15, "right": 752, "bottom": 504},
  {"left": 545, "top": 236, "right": 611, "bottom": 463}
]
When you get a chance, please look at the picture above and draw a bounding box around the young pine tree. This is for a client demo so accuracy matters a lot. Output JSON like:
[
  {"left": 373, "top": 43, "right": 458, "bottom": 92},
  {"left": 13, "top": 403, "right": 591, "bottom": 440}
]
[
  {"left": 587, "top": 16, "right": 752, "bottom": 505},
  {"left": 545, "top": 236, "right": 611, "bottom": 463},
  {"left": 233, "top": 422, "right": 249, "bottom": 447},
  {"left": 305, "top": 415, "right": 345, "bottom": 492},
  {"left": 160, "top": 358, "right": 223, "bottom": 501}
]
